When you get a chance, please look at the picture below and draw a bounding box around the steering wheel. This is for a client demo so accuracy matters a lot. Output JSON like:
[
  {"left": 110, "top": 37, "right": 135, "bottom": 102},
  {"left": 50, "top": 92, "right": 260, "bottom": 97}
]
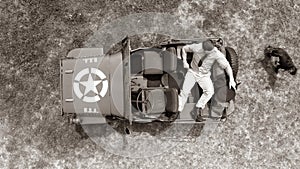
[{"left": 136, "top": 90, "right": 153, "bottom": 114}]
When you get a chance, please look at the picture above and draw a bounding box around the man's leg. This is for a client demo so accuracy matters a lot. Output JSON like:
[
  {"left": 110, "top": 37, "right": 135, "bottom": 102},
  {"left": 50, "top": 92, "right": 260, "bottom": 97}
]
[
  {"left": 194, "top": 76, "right": 214, "bottom": 121},
  {"left": 178, "top": 70, "right": 196, "bottom": 111},
  {"left": 210, "top": 99, "right": 225, "bottom": 119},
  {"left": 195, "top": 76, "right": 214, "bottom": 109}
]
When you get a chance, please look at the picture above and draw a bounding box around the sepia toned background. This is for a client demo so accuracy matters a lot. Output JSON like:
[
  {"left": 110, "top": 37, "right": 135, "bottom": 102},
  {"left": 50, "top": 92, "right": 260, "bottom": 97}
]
[{"left": 0, "top": 0, "right": 299, "bottom": 168}]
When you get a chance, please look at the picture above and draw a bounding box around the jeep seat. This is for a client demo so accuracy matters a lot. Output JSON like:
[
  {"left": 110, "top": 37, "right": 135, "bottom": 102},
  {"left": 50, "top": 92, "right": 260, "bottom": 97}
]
[
  {"left": 143, "top": 88, "right": 178, "bottom": 114},
  {"left": 143, "top": 51, "right": 163, "bottom": 75},
  {"left": 162, "top": 47, "right": 177, "bottom": 72},
  {"left": 143, "top": 48, "right": 177, "bottom": 75}
]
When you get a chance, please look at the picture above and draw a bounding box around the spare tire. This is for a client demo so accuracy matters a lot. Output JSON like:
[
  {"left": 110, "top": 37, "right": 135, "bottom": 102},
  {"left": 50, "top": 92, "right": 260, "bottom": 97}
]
[
  {"left": 214, "top": 86, "right": 236, "bottom": 102},
  {"left": 225, "top": 47, "right": 239, "bottom": 79}
]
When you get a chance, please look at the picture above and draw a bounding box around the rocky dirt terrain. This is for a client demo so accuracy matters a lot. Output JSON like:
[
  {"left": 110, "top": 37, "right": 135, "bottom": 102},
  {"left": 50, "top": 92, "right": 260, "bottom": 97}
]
[{"left": 0, "top": 0, "right": 299, "bottom": 168}]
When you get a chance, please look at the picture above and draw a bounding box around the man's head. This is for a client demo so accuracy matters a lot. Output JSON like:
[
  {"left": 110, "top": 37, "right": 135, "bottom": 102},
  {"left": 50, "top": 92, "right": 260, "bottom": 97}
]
[{"left": 202, "top": 40, "right": 214, "bottom": 53}]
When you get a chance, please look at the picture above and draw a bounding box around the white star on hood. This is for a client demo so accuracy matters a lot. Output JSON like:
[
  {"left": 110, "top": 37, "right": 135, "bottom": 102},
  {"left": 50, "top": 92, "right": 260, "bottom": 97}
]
[{"left": 80, "top": 74, "right": 102, "bottom": 95}]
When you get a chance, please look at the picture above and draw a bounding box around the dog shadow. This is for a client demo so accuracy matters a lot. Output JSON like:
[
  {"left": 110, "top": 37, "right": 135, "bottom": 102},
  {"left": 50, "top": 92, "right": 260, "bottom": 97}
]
[{"left": 258, "top": 56, "right": 278, "bottom": 89}]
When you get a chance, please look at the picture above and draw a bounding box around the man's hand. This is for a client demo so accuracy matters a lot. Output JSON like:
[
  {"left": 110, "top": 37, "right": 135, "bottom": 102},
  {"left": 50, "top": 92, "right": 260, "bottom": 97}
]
[
  {"left": 229, "top": 80, "right": 236, "bottom": 90},
  {"left": 183, "top": 61, "right": 189, "bottom": 69}
]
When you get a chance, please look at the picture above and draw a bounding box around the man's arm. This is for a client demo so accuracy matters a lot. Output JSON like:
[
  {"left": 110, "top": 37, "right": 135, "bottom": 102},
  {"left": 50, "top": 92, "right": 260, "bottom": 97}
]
[
  {"left": 224, "top": 65, "right": 236, "bottom": 90},
  {"left": 182, "top": 45, "right": 191, "bottom": 69},
  {"left": 216, "top": 52, "right": 236, "bottom": 90}
]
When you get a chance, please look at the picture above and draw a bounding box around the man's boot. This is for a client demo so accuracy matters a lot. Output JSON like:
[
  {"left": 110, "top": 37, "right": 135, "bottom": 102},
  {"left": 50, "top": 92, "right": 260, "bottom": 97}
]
[
  {"left": 195, "top": 108, "right": 205, "bottom": 122},
  {"left": 220, "top": 109, "right": 227, "bottom": 122}
]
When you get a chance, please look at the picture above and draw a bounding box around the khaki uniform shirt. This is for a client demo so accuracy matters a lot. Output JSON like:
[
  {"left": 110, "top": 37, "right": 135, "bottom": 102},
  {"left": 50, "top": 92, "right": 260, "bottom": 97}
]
[{"left": 184, "top": 44, "right": 229, "bottom": 74}]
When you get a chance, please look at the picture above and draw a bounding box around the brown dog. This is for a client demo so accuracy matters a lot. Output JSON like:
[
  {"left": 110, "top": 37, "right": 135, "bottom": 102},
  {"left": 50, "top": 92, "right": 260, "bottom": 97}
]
[{"left": 264, "top": 46, "right": 297, "bottom": 75}]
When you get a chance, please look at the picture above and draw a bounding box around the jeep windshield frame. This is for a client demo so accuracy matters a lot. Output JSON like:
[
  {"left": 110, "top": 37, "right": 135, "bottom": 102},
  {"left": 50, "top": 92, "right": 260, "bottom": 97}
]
[{"left": 121, "top": 38, "right": 132, "bottom": 123}]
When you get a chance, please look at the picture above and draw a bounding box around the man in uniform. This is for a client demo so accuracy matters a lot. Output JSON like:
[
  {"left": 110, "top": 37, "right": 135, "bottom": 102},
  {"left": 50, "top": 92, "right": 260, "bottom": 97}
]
[{"left": 178, "top": 39, "right": 236, "bottom": 122}]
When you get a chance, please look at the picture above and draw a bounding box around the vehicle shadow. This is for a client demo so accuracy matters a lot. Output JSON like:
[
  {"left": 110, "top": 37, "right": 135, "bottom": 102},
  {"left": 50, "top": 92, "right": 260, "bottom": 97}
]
[
  {"left": 105, "top": 117, "right": 206, "bottom": 139},
  {"left": 186, "top": 123, "right": 205, "bottom": 137}
]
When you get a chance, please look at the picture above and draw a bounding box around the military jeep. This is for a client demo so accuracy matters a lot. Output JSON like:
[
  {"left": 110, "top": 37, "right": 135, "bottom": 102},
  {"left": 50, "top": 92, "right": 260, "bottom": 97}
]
[{"left": 60, "top": 37, "right": 239, "bottom": 126}]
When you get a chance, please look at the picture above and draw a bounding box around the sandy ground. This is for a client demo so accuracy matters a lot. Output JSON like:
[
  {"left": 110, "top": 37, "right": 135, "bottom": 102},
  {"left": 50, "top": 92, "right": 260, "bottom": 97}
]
[{"left": 1, "top": 0, "right": 300, "bottom": 168}]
